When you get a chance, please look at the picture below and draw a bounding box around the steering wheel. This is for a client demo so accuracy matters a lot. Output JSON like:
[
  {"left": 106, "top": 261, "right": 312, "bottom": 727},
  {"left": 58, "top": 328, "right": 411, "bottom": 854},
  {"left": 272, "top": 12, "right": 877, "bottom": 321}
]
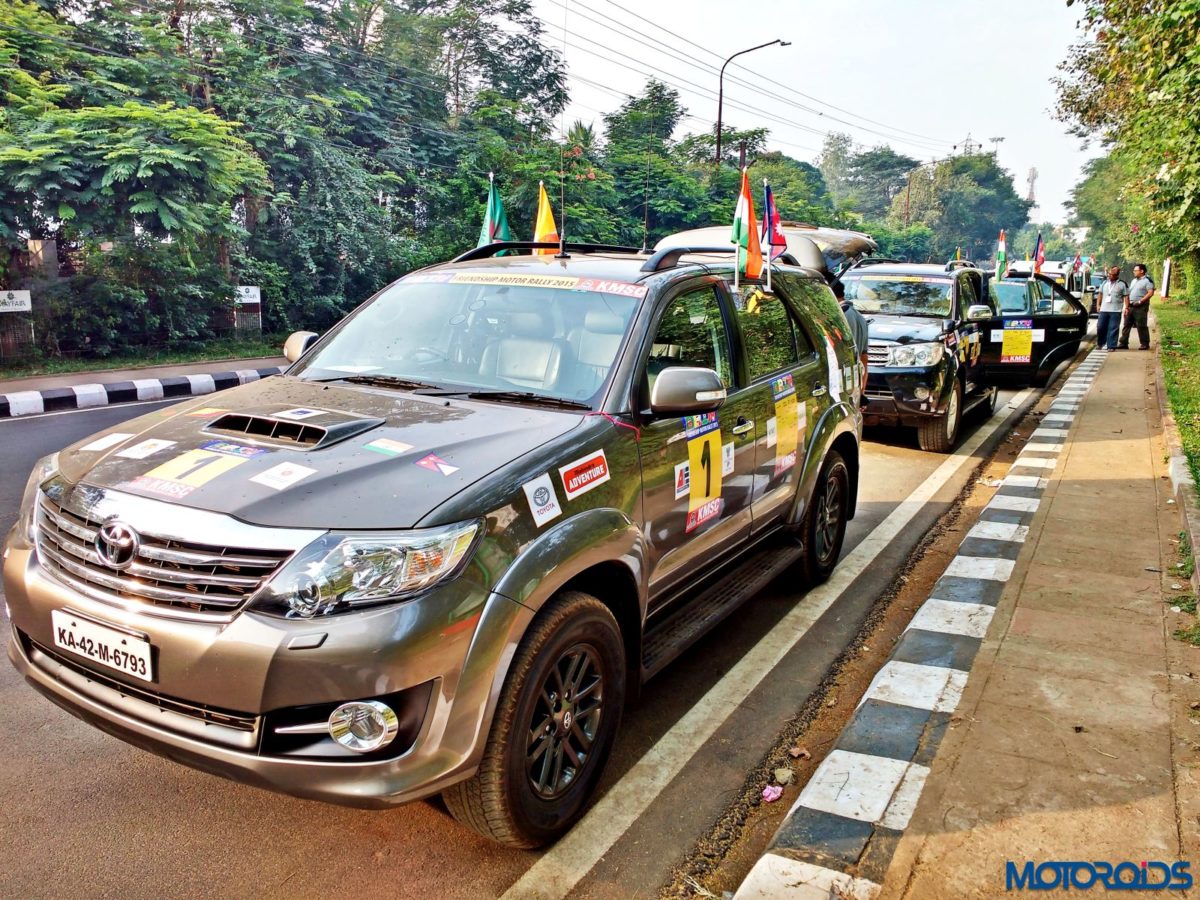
[{"left": 405, "top": 346, "right": 448, "bottom": 365}]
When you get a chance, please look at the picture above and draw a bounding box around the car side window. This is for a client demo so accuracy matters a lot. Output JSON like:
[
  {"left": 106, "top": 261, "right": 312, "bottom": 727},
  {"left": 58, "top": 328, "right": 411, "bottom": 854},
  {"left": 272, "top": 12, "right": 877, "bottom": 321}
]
[
  {"left": 731, "top": 284, "right": 802, "bottom": 381},
  {"left": 646, "top": 287, "right": 733, "bottom": 392},
  {"left": 957, "top": 273, "right": 979, "bottom": 316}
]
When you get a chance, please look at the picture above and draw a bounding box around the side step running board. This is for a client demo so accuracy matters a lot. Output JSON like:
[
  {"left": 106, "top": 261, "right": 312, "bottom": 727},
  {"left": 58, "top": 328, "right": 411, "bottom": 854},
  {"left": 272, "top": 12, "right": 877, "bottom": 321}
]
[{"left": 641, "top": 539, "right": 805, "bottom": 679}]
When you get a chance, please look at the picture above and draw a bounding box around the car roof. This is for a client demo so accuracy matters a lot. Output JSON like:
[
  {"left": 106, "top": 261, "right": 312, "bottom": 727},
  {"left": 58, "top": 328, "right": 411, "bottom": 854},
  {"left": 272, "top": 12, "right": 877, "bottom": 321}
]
[
  {"left": 418, "top": 245, "right": 828, "bottom": 287},
  {"left": 844, "top": 262, "right": 961, "bottom": 277}
]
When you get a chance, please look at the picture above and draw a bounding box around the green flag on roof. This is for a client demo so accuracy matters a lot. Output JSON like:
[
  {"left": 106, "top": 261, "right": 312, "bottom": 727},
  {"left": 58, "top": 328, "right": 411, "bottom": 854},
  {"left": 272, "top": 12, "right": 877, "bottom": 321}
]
[{"left": 477, "top": 173, "right": 513, "bottom": 249}]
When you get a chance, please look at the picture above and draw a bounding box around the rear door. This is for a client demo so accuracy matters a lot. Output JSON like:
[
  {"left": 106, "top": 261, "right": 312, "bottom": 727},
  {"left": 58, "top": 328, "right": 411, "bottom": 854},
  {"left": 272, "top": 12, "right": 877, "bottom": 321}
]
[
  {"left": 722, "top": 281, "right": 829, "bottom": 532},
  {"left": 637, "top": 281, "right": 759, "bottom": 605},
  {"left": 980, "top": 275, "right": 1088, "bottom": 379}
]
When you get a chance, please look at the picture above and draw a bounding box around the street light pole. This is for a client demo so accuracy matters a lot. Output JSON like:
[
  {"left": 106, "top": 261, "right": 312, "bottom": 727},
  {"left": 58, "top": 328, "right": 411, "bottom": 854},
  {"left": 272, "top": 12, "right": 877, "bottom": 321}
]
[{"left": 716, "top": 39, "right": 790, "bottom": 165}]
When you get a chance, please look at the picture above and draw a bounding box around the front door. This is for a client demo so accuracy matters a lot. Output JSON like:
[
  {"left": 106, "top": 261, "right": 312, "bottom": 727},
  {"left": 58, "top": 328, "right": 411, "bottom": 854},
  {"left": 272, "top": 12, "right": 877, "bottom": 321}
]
[
  {"left": 954, "top": 269, "right": 988, "bottom": 394},
  {"left": 638, "top": 283, "right": 758, "bottom": 605}
]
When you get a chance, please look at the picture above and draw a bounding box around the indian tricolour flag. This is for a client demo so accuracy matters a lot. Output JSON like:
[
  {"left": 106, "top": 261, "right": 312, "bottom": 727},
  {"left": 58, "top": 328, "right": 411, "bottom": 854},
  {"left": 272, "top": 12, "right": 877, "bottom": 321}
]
[
  {"left": 730, "top": 168, "right": 764, "bottom": 287},
  {"left": 995, "top": 229, "right": 1007, "bottom": 276}
]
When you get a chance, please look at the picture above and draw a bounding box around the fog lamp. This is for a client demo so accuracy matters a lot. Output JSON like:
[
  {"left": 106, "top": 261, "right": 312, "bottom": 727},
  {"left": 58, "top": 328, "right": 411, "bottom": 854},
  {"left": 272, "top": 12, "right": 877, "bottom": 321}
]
[
  {"left": 913, "top": 386, "right": 931, "bottom": 401},
  {"left": 328, "top": 700, "right": 399, "bottom": 753}
]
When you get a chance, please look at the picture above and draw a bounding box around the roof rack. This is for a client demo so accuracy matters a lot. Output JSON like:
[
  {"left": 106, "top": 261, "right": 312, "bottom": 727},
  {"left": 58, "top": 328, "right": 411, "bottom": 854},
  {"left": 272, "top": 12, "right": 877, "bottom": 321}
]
[
  {"left": 639, "top": 246, "right": 800, "bottom": 273},
  {"left": 451, "top": 241, "right": 644, "bottom": 263},
  {"left": 836, "top": 255, "right": 905, "bottom": 278},
  {"left": 945, "top": 259, "right": 979, "bottom": 271}
]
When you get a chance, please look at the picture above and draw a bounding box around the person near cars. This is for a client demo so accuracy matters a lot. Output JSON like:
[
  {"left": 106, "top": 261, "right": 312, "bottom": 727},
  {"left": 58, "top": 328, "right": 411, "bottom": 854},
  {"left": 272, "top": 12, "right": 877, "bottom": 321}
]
[
  {"left": 1118, "top": 264, "right": 1155, "bottom": 350},
  {"left": 832, "top": 279, "right": 868, "bottom": 400},
  {"left": 1096, "top": 265, "right": 1128, "bottom": 351}
]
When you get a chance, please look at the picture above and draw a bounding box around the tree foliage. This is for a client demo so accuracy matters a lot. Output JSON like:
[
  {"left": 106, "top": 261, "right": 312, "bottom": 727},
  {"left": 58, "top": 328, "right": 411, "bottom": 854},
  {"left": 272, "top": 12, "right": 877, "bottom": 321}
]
[{"left": 1057, "top": 0, "right": 1200, "bottom": 283}]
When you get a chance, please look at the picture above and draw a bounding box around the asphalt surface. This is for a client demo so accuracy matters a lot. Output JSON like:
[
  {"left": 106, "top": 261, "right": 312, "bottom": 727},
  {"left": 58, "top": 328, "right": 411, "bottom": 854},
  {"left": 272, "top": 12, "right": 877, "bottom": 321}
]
[{"left": 0, "top": 387, "right": 1029, "bottom": 899}]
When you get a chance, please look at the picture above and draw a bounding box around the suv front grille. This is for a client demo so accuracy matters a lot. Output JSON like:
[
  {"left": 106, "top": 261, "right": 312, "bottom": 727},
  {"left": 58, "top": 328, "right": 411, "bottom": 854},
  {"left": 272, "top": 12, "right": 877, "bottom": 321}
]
[
  {"left": 867, "top": 343, "right": 889, "bottom": 366},
  {"left": 36, "top": 495, "right": 290, "bottom": 620}
]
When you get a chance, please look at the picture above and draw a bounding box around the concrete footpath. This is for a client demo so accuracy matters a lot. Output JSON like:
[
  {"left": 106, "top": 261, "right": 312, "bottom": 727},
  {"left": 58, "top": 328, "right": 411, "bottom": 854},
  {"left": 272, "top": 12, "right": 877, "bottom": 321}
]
[
  {"left": 877, "top": 347, "right": 1199, "bottom": 896},
  {"left": 0, "top": 356, "right": 287, "bottom": 418},
  {"left": 735, "top": 344, "right": 1199, "bottom": 898}
]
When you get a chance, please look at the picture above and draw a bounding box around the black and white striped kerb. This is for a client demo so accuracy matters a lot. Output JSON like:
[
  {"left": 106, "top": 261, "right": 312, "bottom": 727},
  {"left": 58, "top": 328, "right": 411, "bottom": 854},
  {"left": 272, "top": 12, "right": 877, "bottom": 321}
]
[
  {"left": 735, "top": 350, "right": 1106, "bottom": 900},
  {"left": 0, "top": 366, "right": 286, "bottom": 419}
]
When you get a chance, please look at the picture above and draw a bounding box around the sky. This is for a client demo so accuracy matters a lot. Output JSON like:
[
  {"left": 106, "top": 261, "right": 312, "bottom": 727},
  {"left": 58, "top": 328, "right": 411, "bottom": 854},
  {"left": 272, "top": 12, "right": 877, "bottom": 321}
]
[{"left": 528, "top": 0, "right": 1098, "bottom": 224}]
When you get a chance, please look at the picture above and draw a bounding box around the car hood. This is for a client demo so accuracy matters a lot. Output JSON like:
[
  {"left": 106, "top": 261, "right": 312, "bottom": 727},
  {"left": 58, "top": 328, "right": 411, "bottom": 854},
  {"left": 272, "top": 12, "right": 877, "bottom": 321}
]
[
  {"left": 863, "top": 314, "right": 948, "bottom": 344},
  {"left": 57, "top": 376, "right": 584, "bottom": 530}
]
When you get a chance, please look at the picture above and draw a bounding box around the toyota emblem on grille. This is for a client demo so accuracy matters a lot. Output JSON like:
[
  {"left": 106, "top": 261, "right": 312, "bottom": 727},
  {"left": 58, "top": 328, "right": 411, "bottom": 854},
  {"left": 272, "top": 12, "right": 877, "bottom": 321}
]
[{"left": 95, "top": 521, "right": 139, "bottom": 570}]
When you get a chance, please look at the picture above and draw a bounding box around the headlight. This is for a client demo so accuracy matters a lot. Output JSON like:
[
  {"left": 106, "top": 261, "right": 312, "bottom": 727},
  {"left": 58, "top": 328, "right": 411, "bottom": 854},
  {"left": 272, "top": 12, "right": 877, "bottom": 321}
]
[
  {"left": 886, "top": 342, "right": 944, "bottom": 368},
  {"left": 251, "top": 520, "right": 481, "bottom": 618},
  {"left": 18, "top": 452, "right": 59, "bottom": 542}
]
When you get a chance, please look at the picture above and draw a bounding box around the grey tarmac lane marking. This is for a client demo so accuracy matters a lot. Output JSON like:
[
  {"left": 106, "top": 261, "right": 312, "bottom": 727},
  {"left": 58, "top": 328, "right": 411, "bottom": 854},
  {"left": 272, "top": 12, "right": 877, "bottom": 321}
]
[
  {"left": 501, "top": 387, "right": 1036, "bottom": 900},
  {"left": 735, "top": 350, "right": 1105, "bottom": 898}
]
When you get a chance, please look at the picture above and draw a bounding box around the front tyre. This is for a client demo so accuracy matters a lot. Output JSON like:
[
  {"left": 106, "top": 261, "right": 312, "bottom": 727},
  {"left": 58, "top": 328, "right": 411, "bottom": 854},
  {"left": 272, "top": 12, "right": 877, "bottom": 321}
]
[
  {"left": 443, "top": 592, "right": 625, "bottom": 848},
  {"left": 917, "top": 378, "right": 962, "bottom": 453},
  {"left": 801, "top": 450, "right": 850, "bottom": 585}
]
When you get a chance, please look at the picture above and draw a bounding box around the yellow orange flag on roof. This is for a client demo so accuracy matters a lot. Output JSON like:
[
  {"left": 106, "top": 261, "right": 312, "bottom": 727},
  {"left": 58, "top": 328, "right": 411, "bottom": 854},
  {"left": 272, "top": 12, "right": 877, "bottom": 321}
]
[{"left": 534, "top": 181, "right": 559, "bottom": 255}]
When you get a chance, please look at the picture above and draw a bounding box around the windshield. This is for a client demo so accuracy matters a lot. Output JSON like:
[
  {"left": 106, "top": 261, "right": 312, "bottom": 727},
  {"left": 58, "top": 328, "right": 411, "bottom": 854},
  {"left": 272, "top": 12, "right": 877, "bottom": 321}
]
[
  {"left": 292, "top": 273, "right": 643, "bottom": 405},
  {"left": 840, "top": 273, "right": 953, "bottom": 317}
]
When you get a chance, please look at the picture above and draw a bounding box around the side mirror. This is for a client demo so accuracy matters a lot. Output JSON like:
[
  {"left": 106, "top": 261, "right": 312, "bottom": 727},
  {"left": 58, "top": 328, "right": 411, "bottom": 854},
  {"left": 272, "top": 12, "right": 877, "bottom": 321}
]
[
  {"left": 649, "top": 367, "right": 727, "bottom": 415},
  {"left": 966, "top": 304, "right": 993, "bottom": 322},
  {"left": 283, "top": 331, "right": 319, "bottom": 363}
]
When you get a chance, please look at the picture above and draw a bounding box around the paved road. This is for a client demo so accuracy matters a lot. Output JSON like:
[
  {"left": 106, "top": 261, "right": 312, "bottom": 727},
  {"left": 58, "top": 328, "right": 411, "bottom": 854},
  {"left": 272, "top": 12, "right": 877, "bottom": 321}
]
[{"left": 0, "top": 387, "right": 1031, "bottom": 899}]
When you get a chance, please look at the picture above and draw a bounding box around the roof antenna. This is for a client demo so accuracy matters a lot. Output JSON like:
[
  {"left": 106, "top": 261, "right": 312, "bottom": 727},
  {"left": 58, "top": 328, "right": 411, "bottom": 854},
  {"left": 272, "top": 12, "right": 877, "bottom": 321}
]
[
  {"left": 640, "top": 107, "right": 655, "bottom": 254},
  {"left": 555, "top": 0, "right": 570, "bottom": 259}
]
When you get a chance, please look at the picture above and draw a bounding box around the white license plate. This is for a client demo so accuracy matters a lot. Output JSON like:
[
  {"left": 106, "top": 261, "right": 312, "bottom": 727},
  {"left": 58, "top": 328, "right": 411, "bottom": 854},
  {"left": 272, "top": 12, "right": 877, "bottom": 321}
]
[{"left": 51, "top": 610, "right": 154, "bottom": 682}]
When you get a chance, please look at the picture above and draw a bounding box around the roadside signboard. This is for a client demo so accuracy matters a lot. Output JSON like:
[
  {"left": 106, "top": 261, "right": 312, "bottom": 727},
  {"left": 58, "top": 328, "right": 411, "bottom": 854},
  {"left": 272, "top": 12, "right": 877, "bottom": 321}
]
[
  {"left": 236, "top": 286, "right": 261, "bottom": 305},
  {"left": 0, "top": 290, "right": 32, "bottom": 312}
]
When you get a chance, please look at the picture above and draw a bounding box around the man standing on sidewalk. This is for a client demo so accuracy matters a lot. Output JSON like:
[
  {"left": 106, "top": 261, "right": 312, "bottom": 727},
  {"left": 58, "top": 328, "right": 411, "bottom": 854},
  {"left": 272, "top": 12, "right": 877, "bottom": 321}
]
[
  {"left": 1118, "top": 263, "right": 1155, "bottom": 350},
  {"left": 1097, "top": 265, "right": 1128, "bottom": 351}
]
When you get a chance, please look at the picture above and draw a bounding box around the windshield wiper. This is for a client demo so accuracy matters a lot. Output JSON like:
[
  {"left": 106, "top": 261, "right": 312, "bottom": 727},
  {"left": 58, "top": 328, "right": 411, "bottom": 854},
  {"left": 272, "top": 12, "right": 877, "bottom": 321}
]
[
  {"left": 325, "top": 374, "right": 444, "bottom": 390},
  {"left": 418, "top": 388, "right": 592, "bottom": 410}
]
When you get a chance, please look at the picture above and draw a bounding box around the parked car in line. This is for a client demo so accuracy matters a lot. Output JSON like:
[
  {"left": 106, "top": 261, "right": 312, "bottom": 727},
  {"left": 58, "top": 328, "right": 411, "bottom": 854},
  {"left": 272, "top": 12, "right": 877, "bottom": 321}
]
[
  {"left": 986, "top": 270, "right": 1090, "bottom": 384},
  {"left": 840, "top": 260, "right": 999, "bottom": 452},
  {"left": 4, "top": 240, "right": 861, "bottom": 848}
]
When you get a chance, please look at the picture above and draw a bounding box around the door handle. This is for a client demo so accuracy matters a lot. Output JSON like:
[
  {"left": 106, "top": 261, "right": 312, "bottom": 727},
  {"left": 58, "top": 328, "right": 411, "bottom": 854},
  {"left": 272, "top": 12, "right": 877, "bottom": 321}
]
[
  {"left": 731, "top": 418, "right": 755, "bottom": 436},
  {"left": 811, "top": 384, "right": 828, "bottom": 397}
]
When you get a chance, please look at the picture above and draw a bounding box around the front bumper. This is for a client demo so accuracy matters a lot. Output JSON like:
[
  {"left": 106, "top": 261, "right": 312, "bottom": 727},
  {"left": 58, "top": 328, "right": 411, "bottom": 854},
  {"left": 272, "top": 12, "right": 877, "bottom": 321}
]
[
  {"left": 3, "top": 532, "right": 533, "bottom": 808},
  {"left": 862, "top": 367, "right": 949, "bottom": 427}
]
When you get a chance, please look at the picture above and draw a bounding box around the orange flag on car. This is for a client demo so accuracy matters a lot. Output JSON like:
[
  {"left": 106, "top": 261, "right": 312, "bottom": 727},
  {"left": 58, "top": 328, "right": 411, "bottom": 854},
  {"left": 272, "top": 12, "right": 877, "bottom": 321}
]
[{"left": 534, "top": 181, "right": 559, "bottom": 255}]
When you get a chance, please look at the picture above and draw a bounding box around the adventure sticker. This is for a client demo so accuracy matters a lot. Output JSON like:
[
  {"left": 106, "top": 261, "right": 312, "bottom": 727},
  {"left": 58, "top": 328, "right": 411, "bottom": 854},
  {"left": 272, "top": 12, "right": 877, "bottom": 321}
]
[
  {"left": 686, "top": 423, "right": 722, "bottom": 531},
  {"left": 771, "top": 372, "right": 796, "bottom": 401},
  {"left": 364, "top": 438, "right": 415, "bottom": 456},
  {"left": 686, "top": 497, "right": 723, "bottom": 533},
  {"left": 80, "top": 433, "right": 131, "bottom": 453},
  {"left": 522, "top": 473, "right": 563, "bottom": 528},
  {"left": 559, "top": 449, "right": 610, "bottom": 500},
  {"left": 415, "top": 453, "right": 460, "bottom": 477},
  {"left": 774, "top": 390, "right": 800, "bottom": 475},
  {"left": 117, "top": 439, "right": 176, "bottom": 459},
  {"left": 251, "top": 462, "right": 317, "bottom": 491},
  {"left": 131, "top": 449, "right": 249, "bottom": 499}
]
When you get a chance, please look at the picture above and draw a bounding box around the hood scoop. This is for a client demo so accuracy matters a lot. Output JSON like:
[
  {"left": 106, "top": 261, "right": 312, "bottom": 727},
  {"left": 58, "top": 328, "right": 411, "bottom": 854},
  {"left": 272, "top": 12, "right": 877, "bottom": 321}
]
[{"left": 204, "top": 413, "right": 384, "bottom": 450}]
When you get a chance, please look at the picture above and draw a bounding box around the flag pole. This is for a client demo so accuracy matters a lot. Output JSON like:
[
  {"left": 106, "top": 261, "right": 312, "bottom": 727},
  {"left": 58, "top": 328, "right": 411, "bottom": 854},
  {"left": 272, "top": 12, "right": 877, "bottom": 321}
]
[{"left": 763, "top": 178, "right": 772, "bottom": 292}]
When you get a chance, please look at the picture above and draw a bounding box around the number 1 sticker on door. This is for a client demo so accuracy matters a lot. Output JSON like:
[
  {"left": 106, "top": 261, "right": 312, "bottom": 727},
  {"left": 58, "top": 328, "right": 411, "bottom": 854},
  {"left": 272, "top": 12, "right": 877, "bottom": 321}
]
[{"left": 683, "top": 413, "right": 722, "bottom": 532}]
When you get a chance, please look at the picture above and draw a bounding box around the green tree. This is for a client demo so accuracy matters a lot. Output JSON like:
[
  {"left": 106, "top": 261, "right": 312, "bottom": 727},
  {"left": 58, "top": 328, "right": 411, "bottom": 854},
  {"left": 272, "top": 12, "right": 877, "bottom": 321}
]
[
  {"left": 816, "top": 131, "right": 854, "bottom": 203},
  {"left": 1057, "top": 0, "right": 1200, "bottom": 283},
  {"left": 843, "top": 145, "right": 919, "bottom": 221}
]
